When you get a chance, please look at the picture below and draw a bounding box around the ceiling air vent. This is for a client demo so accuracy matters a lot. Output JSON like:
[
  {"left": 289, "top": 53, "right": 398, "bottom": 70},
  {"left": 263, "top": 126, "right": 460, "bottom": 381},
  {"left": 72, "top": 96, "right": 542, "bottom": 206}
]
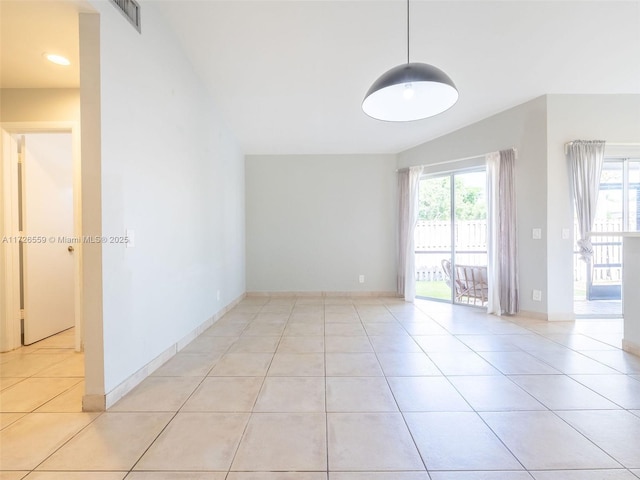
[{"left": 110, "top": 0, "right": 141, "bottom": 33}]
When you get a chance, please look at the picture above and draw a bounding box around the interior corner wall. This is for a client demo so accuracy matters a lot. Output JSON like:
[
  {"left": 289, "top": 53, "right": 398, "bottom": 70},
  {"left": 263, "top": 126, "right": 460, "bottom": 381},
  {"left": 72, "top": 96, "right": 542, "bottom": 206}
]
[
  {"left": 245, "top": 154, "right": 397, "bottom": 294},
  {"left": 398, "top": 96, "right": 549, "bottom": 317},
  {"left": 0, "top": 88, "right": 80, "bottom": 352},
  {"left": 546, "top": 94, "right": 640, "bottom": 320},
  {"left": 89, "top": 1, "right": 245, "bottom": 396}
]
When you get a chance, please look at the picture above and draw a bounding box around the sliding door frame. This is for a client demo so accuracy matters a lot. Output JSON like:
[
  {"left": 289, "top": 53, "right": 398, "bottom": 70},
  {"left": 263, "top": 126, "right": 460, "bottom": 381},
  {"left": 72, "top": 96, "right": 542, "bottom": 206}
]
[{"left": 416, "top": 166, "right": 487, "bottom": 305}]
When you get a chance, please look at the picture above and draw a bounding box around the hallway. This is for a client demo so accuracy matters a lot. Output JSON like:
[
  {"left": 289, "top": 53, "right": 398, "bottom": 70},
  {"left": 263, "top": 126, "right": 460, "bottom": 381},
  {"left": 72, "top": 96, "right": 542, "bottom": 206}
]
[
  {"left": 1, "top": 297, "right": 640, "bottom": 479},
  {"left": 0, "top": 327, "right": 84, "bottom": 415}
]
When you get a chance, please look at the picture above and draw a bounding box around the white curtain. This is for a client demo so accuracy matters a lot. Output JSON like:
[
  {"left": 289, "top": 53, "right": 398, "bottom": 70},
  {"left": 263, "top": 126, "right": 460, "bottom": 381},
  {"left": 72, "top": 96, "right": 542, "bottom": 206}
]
[
  {"left": 397, "top": 166, "right": 423, "bottom": 301},
  {"left": 567, "top": 140, "right": 606, "bottom": 263},
  {"left": 486, "top": 152, "right": 501, "bottom": 312},
  {"left": 486, "top": 149, "right": 519, "bottom": 315}
]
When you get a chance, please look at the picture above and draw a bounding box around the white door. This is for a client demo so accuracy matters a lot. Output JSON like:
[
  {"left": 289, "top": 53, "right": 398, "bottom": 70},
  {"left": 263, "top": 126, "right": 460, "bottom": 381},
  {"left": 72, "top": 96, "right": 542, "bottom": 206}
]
[{"left": 22, "top": 133, "right": 75, "bottom": 345}]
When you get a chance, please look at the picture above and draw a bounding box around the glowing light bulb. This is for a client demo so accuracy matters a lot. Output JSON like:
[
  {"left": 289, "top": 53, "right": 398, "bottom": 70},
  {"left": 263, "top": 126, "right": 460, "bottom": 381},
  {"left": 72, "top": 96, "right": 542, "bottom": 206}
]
[
  {"left": 44, "top": 54, "right": 70, "bottom": 66},
  {"left": 403, "top": 83, "right": 414, "bottom": 100}
]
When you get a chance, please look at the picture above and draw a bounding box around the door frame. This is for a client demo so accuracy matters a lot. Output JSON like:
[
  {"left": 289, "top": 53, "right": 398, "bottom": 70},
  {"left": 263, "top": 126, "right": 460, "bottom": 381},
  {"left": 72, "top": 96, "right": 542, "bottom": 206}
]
[
  {"left": 416, "top": 167, "right": 488, "bottom": 305},
  {"left": 1, "top": 122, "right": 83, "bottom": 352}
]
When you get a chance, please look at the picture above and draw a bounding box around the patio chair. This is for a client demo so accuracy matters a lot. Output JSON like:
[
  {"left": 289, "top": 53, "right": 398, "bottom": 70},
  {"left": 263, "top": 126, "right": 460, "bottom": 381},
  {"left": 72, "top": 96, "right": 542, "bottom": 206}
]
[{"left": 441, "top": 259, "right": 488, "bottom": 306}]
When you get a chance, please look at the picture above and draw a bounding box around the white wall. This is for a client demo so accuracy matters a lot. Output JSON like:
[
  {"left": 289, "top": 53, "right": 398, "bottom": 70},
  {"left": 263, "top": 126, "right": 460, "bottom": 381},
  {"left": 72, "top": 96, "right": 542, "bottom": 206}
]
[
  {"left": 398, "top": 97, "right": 548, "bottom": 317},
  {"left": 246, "top": 154, "right": 397, "bottom": 294},
  {"left": 398, "top": 94, "right": 640, "bottom": 319},
  {"left": 0, "top": 88, "right": 80, "bottom": 352},
  {"left": 546, "top": 94, "right": 640, "bottom": 319},
  {"left": 87, "top": 1, "right": 245, "bottom": 398}
]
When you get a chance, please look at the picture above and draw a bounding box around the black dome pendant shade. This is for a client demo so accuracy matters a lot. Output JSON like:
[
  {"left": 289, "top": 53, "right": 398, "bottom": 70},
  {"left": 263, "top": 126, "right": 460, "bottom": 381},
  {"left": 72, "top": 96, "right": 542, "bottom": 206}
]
[
  {"left": 362, "top": 62, "right": 458, "bottom": 122},
  {"left": 362, "top": 0, "right": 458, "bottom": 122}
]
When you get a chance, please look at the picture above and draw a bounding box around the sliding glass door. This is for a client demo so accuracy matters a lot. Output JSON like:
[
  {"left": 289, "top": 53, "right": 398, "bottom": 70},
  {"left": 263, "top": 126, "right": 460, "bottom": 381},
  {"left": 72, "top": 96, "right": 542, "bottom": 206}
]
[
  {"left": 415, "top": 175, "right": 452, "bottom": 300},
  {"left": 574, "top": 158, "right": 639, "bottom": 315},
  {"left": 415, "top": 169, "right": 487, "bottom": 305}
]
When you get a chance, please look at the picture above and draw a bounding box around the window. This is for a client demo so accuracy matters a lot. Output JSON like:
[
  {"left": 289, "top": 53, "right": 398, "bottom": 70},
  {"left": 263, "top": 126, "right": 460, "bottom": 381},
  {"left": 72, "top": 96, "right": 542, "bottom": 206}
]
[
  {"left": 574, "top": 157, "right": 639, "bottom": 305},
  {"left": 595, "top": 159, "right": 640, "bottom": 233}
]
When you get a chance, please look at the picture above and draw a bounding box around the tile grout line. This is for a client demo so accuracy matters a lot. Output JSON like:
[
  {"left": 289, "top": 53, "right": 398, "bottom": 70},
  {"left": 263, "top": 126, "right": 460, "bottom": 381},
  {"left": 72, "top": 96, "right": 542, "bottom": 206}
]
[
  {"left": 368, "top": 301, "right": 430, "bottom": 475},
  {"left": 2, "top": 329, "right": 103, "bottom": 476},
  {"left": 324, "top": 300, "right": 330, "bottom": 477},
  {"left": 4, "top": 297, "right": 640, "bottom": 477},
  {"left": 396, "top": 301, "right": 536, "bottom": 475},
  {"left": 125, "top": 307, "right": 254, "bottom": 476},
  {"left": 415, "top": 301, "right": 635, "bottom": 475},
  {"left": 225, "top": 298, "right": 283, "bottom": 475}
]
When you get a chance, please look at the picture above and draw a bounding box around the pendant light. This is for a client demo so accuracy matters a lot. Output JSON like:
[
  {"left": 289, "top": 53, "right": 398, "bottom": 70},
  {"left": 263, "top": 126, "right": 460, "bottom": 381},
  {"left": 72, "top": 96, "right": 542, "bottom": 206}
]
[{"left": 362, "top": 0, "right": 458, "bottom": 122}]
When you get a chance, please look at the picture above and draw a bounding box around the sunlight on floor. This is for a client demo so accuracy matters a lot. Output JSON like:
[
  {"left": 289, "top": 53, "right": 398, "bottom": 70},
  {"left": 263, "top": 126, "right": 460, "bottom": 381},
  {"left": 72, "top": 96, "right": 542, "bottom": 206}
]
[{"left": 1, "top": 300, "right": 639, "bottom": 479}]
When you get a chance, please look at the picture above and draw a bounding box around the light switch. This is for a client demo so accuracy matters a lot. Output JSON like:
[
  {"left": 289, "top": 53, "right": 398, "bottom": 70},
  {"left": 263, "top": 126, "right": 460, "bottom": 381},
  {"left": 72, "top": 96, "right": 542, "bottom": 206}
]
[
  {"left": 562, "top": 228, "right": 570, "bottom": 240},
  {"left": 532, "top": 228, "right": 542, "bottom": 240}
]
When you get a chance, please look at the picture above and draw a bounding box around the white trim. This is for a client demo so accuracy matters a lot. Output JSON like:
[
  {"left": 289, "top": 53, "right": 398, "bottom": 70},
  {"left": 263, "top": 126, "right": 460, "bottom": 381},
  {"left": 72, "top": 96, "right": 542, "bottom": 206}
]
[
  {"left": 1, "top": 132, "right": 21, "bottom": 352},
  {"left": 100, "top": 343, "right": 177, "bottom": 410},
  {"left": 547, "top": 312, "right": 576, "bottom": 322},
  {"left": 605, "top": 144, "right": 640, "bottom": 158},
  {"left": 622, "top": 339, "right": 640, "bottom": 358},
  {"left": 0, "top": 122, "right": 83, "bottom": 353},
  {"left": 83, "top": 292, "right": 246, "bottom": 411},
  {"left": 589, "top": 232, "right": 640, "bottom": 237},
  {"left": 245, "top": 291, "right": 401, "bottom": 298},
  {"left": 514, "top": 310, "right": 549, "bottom": 321}
]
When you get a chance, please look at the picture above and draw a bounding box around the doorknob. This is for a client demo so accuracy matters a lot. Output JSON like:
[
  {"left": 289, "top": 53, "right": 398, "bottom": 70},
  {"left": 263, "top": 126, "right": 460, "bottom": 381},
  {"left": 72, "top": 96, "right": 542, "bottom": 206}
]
[{"left": 68, "top": 246, "right": 74, "bottom": 253}]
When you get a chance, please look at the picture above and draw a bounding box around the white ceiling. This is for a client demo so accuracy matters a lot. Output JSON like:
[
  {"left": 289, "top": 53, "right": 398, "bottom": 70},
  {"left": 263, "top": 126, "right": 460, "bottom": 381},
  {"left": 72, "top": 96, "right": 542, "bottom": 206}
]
[
  {"left": 2, "top": 1, "right": 639, "bottom": 155},
  {"left": 154, "top": 1, "right": 640, "bottom": 155},
  {"left": 0, "top": 0, "right": 86, "bottom": 89}
]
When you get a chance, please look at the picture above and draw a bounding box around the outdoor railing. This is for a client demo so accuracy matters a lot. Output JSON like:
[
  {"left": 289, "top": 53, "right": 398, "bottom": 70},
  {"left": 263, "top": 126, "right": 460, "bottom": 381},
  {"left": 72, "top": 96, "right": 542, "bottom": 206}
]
[
  {"left": 414, "top": 220, "right": 487, "bottom": 281},
  {"left": 415, "top": 219, "right": 624, "bottom": 284},
  {"left": 415, "top": 220, "right": 487, "bottom": 251},
  {"left": 574, "top": 221, "right": 623, "bottom": 283}
]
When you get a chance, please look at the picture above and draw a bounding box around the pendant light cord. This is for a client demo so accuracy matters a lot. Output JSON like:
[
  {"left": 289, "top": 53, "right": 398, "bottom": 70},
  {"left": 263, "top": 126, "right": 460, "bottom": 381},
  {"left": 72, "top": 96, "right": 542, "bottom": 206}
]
[{"left": 406, "top": 0, "right": 410, "bottom": 64}]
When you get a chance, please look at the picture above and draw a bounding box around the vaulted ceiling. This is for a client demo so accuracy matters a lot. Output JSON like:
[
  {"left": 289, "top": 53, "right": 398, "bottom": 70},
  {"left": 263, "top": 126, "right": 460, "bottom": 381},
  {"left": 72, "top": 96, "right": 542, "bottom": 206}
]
[{"left": 2, "top": 1, "right": 639, "bottom": 155}]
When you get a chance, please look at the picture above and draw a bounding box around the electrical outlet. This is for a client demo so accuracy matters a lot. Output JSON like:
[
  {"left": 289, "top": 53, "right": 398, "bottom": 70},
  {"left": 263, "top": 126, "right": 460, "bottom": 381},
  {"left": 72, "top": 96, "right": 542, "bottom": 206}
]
[
  {"left": 532, "top": 228, "right": 542, "bottom": 240},
  {"left": 532, "top": 289, "right": 542, "bottom": 301},
  {"left": 358, "top": 275, "right": 365, "bottom": 284},
  {"left": 562, "top": 228, "right": 570, "bottom": 240}
]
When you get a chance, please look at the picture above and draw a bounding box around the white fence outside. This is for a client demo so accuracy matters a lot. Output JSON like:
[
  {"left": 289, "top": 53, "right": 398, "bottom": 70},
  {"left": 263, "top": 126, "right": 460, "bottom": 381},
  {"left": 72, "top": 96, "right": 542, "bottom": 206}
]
[
  {"left": 415, "top": 220, "right": 487, "bottom": 252},
  {"left": 415, "top": 220, "right": 487, "bottom": 281}
]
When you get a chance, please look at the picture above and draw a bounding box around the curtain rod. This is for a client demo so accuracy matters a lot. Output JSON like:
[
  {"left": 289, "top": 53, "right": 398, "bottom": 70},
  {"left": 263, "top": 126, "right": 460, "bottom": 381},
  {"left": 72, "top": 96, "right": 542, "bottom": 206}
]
[
  {"left": 564, "top": 141, "right": 640, "bottom": 155},
  {"left": 397, "top": 147, "right": 517, "bottom": 172}
]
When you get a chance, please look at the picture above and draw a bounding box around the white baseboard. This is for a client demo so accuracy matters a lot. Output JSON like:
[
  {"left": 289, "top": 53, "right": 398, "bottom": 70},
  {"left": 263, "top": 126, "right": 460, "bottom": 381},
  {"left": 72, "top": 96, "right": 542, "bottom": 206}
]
[
  {"left": 82, "top": 394, "right": 106, "bottom": 412},
  {"left": 622, "top": 338, "right": 640, "bottom": 357},
  {"left": 547, "top": 312, "right": 576, "bottom": 322},
  {"left": 103, "top": 343, "right": 176, "bottom": 410},
  {"left": 514, "top": 310, "right": 576, "bottom": 322},
  {"left": 515, "top": 310, "right": 549, "bottom": 321},
  {"left": 246, "top": 291, "right": 400, "bottom": 298},
  {"left": 83, "top": 292, "right": 245, "bottom": 412}
]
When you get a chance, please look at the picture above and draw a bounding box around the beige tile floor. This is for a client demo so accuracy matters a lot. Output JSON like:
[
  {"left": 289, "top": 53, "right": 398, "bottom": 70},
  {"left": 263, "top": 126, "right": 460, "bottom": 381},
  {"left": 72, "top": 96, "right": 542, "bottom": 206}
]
[{"left": 2, "top": 297, "right": 640, "bottom": 479}]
